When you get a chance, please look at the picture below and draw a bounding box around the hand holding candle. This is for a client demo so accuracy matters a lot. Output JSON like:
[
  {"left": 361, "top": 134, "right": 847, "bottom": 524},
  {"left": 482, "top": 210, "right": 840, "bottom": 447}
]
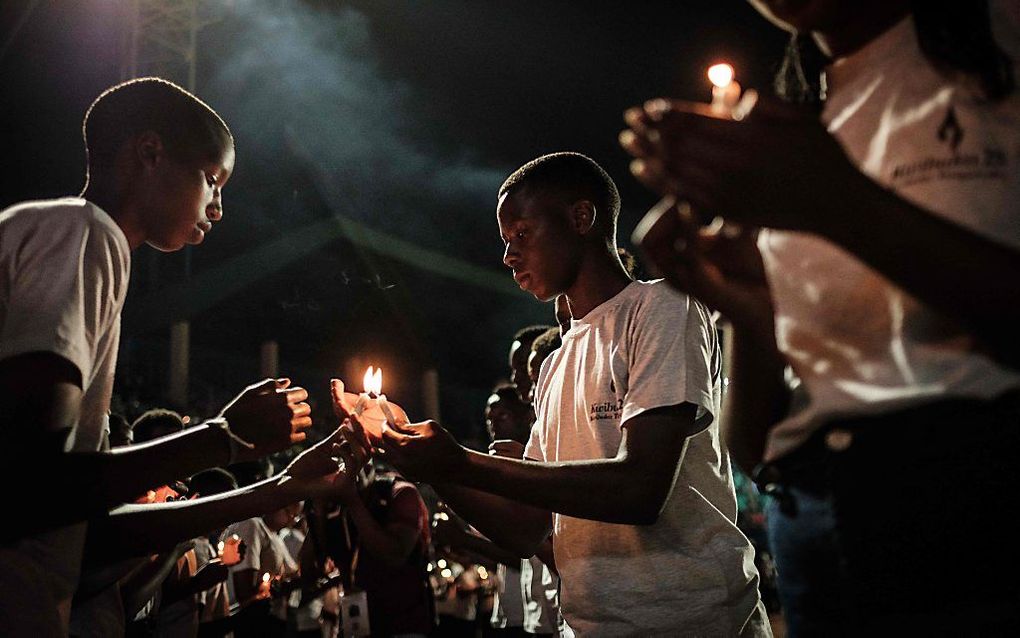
[
  {"left": 257, "top": 572, "right": 272, "bottom": 599},
  {"left": 218, "top": 534, "right": 244, "bottom": 566},
  {"left": 337, "top": 366, "right": 409, "bottom": 439}
]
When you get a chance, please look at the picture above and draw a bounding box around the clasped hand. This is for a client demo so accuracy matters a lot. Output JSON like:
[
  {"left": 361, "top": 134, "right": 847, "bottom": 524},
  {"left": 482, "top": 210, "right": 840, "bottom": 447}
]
[{"left": 620, "top": 93, "right": 865, "bottom": 235}]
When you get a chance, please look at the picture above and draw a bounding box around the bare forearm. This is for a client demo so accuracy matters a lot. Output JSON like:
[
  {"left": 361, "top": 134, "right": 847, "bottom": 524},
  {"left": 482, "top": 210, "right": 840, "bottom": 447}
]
[
  {"left": 721, "top": 327, "right": 790, "bottom": 474},
  {"left": 826, "top": 179, "right": 1020, "bottom": 367},
  {"left": 534, "top": 538, "right": 556, "bottom": 574},
  {"left": 121, "top": 552, "right": 187, "bottom": 618},
  {"left": 13, "top": 424, "right": 233, "bottom": 536},
  {"left": 101, "top": 425, "right": 230, "bottom": 500},
  {"left": 452, "top": 451, "right": 673, "bottom": 526},
  {"left": 88, "top": 476, "right": 307, "bottom": 559},
  {"left": 449, "top": 528, "right": 523, "bottom": 567},
  {"left": 436, "top": 484, "right": 551, "bottom": 558}
]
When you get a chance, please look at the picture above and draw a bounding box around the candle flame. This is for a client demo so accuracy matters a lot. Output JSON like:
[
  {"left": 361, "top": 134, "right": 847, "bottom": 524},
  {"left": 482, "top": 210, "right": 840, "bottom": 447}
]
[
  {"left": 262, "top": 573, "right": 271, "bottom": 583},
  {"left": 363, "top": 366, "right": 383, "bottom": 395},
  {"left": 708, "top": 63, "right": 734, "bottom": 88}
]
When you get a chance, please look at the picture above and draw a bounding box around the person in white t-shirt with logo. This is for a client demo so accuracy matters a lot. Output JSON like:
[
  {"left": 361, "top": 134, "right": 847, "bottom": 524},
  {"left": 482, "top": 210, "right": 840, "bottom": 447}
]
[
  {"left": 356, "top": 153, "right": 770, "bottom": 636},
  {"left": 622, "top": 0, "right": 1020, "bottom": 634}
]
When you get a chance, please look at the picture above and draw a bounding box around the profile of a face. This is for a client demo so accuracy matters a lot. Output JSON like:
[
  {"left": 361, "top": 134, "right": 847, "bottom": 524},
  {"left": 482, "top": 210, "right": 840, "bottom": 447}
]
[{"left": 509, "top": 339, "right": 533, "bottom": 402}]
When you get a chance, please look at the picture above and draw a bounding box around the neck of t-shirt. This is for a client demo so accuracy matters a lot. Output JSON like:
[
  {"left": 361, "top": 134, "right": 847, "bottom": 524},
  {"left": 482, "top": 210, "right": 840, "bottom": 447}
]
[
  {"left": 826, "top": 12, "right": 915, "bottom": 96},
  {"left": 570, "top": 280, "right": 637, "bottom": 330}
]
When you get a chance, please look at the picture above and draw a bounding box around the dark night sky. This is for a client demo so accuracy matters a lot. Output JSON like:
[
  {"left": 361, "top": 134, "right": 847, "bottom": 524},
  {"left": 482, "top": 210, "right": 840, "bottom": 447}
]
[{"left": 0, "top": 0, "right": 787, "bottom": 442}]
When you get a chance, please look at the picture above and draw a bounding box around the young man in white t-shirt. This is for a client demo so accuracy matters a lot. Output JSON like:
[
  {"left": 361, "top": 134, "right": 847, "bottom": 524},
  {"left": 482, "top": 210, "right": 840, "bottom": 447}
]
[
  {"left": 622, "top": 1, "right": 1020, "bottom": 633},
  {"left": 0, "top": 78, "right": 351, "bottom": 633},
  {"left": 370, "top": 153, "right": 770, "bottom": 635}
]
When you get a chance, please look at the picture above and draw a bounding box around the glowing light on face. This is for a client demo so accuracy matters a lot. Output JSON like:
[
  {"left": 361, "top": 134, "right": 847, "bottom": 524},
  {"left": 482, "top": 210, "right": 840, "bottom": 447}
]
[{"left": 708, "top": 63, "right": 735, "bottom": 88}]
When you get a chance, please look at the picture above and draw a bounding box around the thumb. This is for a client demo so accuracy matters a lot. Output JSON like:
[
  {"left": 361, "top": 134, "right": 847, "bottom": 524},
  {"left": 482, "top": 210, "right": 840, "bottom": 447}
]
[
  {"left": 247, "top": 377, "right": 286, "bottom": 395},
  {"left": 330, "top": 379, "right": 351, "bottom": 418}
]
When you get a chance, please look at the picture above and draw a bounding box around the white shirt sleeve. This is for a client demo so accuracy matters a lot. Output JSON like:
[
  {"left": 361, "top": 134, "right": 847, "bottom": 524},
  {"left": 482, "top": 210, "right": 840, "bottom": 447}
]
[
  {"left": 523, "top": 421, "right": 544, "bottom": 461},
  {"left": 0, "top": 211, "right": 126, "bottom": 386},
  {"left": 619, "top": 285, "right": 720, "bottom": 428},
  {"left": 227, "top": 519, "right": 264, "bottom": 573}
]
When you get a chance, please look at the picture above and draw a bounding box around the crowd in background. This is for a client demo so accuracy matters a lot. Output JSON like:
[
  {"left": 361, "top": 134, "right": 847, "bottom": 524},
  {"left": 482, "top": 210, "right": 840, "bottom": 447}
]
[{"left": 2, "top": 1, "right": 1018, "bottom": 636}]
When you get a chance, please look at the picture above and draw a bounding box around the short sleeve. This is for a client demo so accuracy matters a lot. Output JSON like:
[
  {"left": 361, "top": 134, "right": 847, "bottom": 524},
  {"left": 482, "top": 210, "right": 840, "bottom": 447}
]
[
  {"left": 620, "top": 284, "right": 720, "bottom": 428},
  {"left": 387, "top": 483, "right": 426, "bottom": 534},
  {"left": 0, "top": 210, "right": 128, "bottom": 386},
  {"left": 523, "top": 422, "right": 544, "bottom": 461},
  {"left": 227, "top": 519, "right": 264, "bottom": 573}
]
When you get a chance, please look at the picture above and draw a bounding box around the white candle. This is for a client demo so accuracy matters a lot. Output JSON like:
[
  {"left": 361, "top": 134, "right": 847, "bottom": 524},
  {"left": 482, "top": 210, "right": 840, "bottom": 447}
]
[
  {"left": 378, "top": 394, "right": 398, "bottom": 425},
  {"left": 341, "top": 366, "right": 410, "bottom": 437},
  {"left": 353, "top": 393, "right": 368, "bottom": 416},
  {"left": 708, "top": 63, "right": 740, "bottom": 117}
]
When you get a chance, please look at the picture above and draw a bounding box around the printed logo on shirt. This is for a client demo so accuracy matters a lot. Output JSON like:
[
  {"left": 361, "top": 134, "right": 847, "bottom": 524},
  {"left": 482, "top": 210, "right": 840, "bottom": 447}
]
[
  {"left": 590, "top": 397, "right": 624, "bottom": 421},
  {"left": 591, "top": 378, "right": 623, "bottom": 421},
  {"left": 890, "top": 105, "right": 1009, "bottom": 187},
  {"left": 937, "top": 106, "right": 964, "bottom": 153}
]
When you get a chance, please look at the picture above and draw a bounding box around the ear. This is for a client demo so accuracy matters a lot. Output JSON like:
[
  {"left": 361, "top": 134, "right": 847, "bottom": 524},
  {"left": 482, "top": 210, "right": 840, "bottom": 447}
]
[
  {"left": 571, "top": 200, "right": 597, "bottom": 235},
  {"left": 134, "top": 130, "right": 165, "bottom": 171}
]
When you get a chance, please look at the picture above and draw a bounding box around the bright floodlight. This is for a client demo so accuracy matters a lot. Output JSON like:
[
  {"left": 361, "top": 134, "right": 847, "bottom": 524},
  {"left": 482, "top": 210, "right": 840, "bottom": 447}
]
[{"left": 707, "top": 63, "right": 735, "bottom": 88}]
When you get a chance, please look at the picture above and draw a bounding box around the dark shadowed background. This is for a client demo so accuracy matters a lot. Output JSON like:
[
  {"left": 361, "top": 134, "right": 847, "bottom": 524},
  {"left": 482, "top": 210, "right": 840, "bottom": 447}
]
[{"left": 0, "top": 0, "right": 787, "bottom": 445}]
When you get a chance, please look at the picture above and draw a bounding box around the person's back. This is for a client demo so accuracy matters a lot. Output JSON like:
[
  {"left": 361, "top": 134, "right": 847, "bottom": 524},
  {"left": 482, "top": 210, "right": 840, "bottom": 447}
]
[
  {"left": 327, "top": 474, "right": 434, "bottom": 637},
  {"left": 530, "top": 279, "right": 764, "bottom": 635}
]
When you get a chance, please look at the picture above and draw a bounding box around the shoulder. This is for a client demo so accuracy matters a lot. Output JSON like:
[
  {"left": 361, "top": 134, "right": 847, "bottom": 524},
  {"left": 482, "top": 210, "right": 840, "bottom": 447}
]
[
  {"left": 387, "top": 480, "right": 428, "bottom": 528},
  {"left": 226, "top": 517, "right": 266, "bottom": 539},
  {"left": 390, "top": 480, "right": 426, "bottom": 508},
  {"left": 626, "top": 279, "right": 711, "bottom": 330},
  {"left": 1, "top": 198, "right": 129, "bottom": 259}
]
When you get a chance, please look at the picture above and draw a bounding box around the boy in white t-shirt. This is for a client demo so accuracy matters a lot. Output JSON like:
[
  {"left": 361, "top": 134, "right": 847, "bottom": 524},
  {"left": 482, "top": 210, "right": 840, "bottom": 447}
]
[
  {"left": 370, "top": 153, "right": 770, "bottom": 636},
  {"left": 0, "top": 78, "right": 349, "bottom": 633}
]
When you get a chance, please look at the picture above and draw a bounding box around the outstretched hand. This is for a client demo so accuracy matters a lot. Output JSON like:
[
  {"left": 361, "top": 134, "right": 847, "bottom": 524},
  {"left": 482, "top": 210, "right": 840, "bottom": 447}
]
[
  {"left": 219, "top": 378, "right": 312, "bottom": 461},
  {"left": 379, "top": 419, "right": 467, "bottom": 483},
  {"left": 621, "top": 94, "right": 866, "bottom": 236}
]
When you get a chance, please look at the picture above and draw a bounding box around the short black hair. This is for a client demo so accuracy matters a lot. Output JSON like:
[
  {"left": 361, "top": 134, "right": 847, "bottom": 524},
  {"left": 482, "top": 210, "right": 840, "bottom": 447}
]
[
  {"left": 513, "top": 324, "right": 552, "bottom": 347},
  {"left": 499, "top": 152, "right": 621, "bottom": 235},
  {"left": 189, "top": 467, "right": 239, "bottom": 497},
  {"left": 83, "top": 77, "right": 233, "bottom": 178},
  {"left": 490, "top": 382, "right": 525, "bottom": 406},
  {"left": 228, "top": 458, "right": 275, "bottom": 487},
  {"left": 531, "top": 326, "right": 562, "bottom": 364},
  {"left": 108, "top": 413, "right": 133, "bottom": 447},
  {"left": 131, "top": 408, "right": 185, "bottom": 443}
]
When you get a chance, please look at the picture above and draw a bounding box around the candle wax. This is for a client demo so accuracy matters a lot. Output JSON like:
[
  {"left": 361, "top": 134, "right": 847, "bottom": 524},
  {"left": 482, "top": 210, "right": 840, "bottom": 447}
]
[{"left": 342, "top": 391, "right": 409, "bottom": 437}]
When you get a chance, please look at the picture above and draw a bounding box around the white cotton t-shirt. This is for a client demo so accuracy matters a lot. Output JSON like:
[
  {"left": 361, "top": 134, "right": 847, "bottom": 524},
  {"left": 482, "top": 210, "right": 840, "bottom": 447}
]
[
  {"left": 519, "top": 552, "right": 560, "bottom": 635},
  {"left": 759, "top": 6, "right": 1020, "bottom": 462},
  {"left": 490, "top": 563, "right": 525, "bottom": 628},
  {"left": 0, "top": 197, "right": 130, "bottom": 614},
  {"left": 525, "top": 280, "right": 770, "bottom": 637},
  {"left": 0, "top": 197, "right": 130, "bottom": 452},
  {"left": 225, "top": 517, "right": 298, "bottom": 621}
]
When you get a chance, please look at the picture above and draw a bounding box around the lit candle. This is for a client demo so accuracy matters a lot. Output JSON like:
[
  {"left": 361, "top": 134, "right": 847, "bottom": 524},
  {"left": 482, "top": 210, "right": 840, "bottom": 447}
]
[
  {"left": 219, "top": 534, "right": 242, "bottom": 566},
  {"left": 378, "top": 394, "right": 398, "bottom": 427},
  {"left": 340, "top": 366, "right": 410, "bottom": 438},
  {"left": 258, "top": 572, "right": 271, "bottom": 598},
  {"left": 708, "top": 63, "right": 740, "bottom": 116},
  {"left": 706, "top": 63, "right": 747, "bottom": 236}
]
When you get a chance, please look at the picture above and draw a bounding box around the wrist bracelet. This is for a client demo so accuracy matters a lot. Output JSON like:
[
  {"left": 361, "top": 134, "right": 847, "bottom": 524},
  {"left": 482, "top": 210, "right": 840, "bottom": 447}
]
[{"left": 207, "top": 417, "right": 255, "bottom": 465}]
